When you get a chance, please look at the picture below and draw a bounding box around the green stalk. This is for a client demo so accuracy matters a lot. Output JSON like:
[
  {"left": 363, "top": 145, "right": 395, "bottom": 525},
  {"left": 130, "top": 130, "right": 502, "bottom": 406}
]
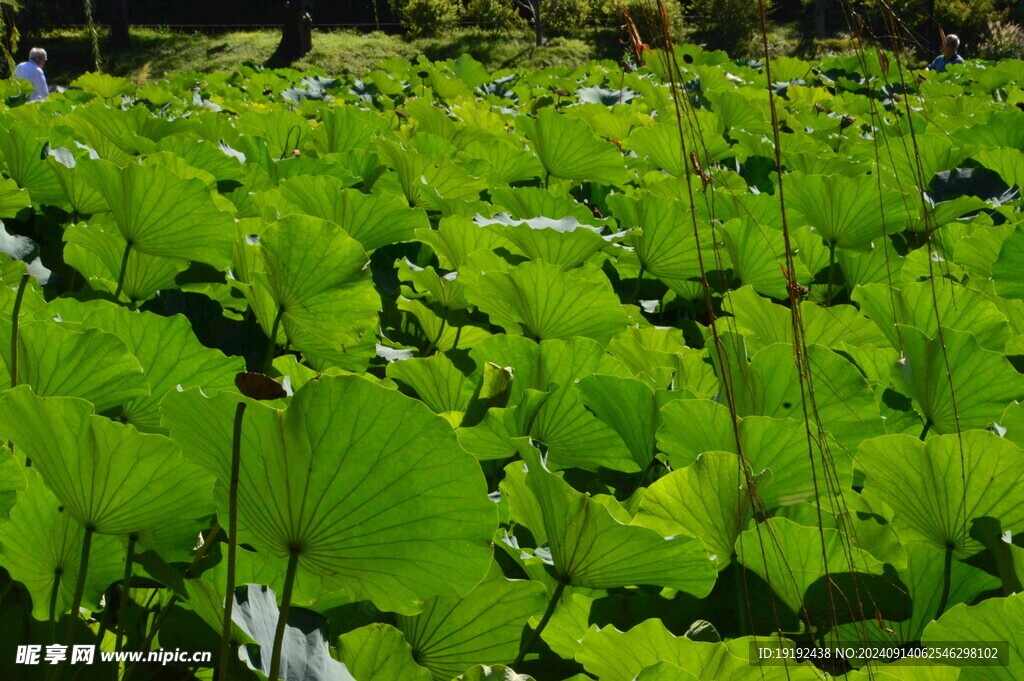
[
  {"left": 114, "top": 535, "right": 137, "bottom": 655},
  {"left": 10, "top": 273, "right": 28, "bottom": 390},
  {"left": 824, "top": 241, "right": 836, "bottom": 306},
  {"left": 630, "top": 266, "right": 646, "bottom": 306},
  {"left": 218, "top": 402, "right": 248, "bottom": 681},
  {"left": 268, "top": 550, "right": 301, "bottom": 681},
  {"left": 935, "top": 542, "right": 954, "bottom": 621},
  {"left": 262, "top": 307, "right": 285, "bottom": 375},
  {"left": 64, "top": 526, "right": 94, "bottom": 648},
  {"left": 919, "top": 419, "right": 932, "bottom": 441},
  {"left": 512, "top": 580, "right": 566, "bottom": 667},
  {"left": 9, "top": 273, "right": 28, "bottom": 464},
  {"left": 48, "top": 569, "right": 63, "bottom": 641},
  {"left": 113, "top": 241, "right": 131, "bottom": 304},
  {"left": 423, "top": 319, "right": 446, "bottom": 357},
  {"left": 125, "top": 524, "right": 222, "bottom": 681}
]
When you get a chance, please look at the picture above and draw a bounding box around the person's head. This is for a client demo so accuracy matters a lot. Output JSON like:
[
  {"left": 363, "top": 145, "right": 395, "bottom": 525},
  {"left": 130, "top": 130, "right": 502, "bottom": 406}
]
[
  {"left": 28, "top": 47, "right": 46, "bottom": 68},
  {"left": 943, "top": 34, "right": 960, "bottom": 60}
]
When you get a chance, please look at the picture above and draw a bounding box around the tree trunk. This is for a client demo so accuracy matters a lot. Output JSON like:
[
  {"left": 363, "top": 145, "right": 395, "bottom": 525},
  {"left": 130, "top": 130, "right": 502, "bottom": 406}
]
[
  {"left": 531, "top": 0, "right": 543, "bottom": 47},
  {"left": 813, "top": 0, "right": 826, "bottom": 41},
  {"left": 276, "top": 0, "right": 315, "bottom": 63},
  {"left": 110, "top": 0, "right": 131, "bottom": 49}
]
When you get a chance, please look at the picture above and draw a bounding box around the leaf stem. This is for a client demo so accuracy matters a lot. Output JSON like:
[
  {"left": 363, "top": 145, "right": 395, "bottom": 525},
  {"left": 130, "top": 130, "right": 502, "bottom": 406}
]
[
  {"left": 630, "top": 266, "right": 646, "bottom": 305},
  {"left": 48, "top": 568, "right": 62, "bottom": 642},
  {"left": 935, "top": 542, "right": 953, "bottom": 620},
  {"left": 218, "top": 402, "right": 248, "bottom": 681},
  {"left": 512, "top": 580, "right": 566, "bottom": 667},
  {"left": 113, "top": 241, "right": 131, "bottom": 304},
  {"left": 9, "top": 272, "right": 28, "bottom": 464},
  {"left": 263, "top": 306, "right": 285, "bottom": 375},
  {"left": 919, "top": 419, "right": 931, "bottom": 441},
  {"left": 424, "top": 319, "right": 446, "bottom": 357},
  {"left": 115, "top": 534, "right": 137, "bottom": 655},
  {"left": 10, "top": 272, "right": 28, "bottom": 390},
  {"left": 825, "top": 241, "right": 836, "bottom": 306},
  {"left": 64, "top": 526, "right": 94, "bottom": 650},
  {"left": 268, "top": 549, "right": 301, "bottom": 681}
]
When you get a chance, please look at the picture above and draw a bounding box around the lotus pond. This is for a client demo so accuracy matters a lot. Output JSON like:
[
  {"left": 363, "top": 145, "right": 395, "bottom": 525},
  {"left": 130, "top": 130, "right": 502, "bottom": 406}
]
[{"left": 0, "top": 45, "right": 1022, "bottom": 681}]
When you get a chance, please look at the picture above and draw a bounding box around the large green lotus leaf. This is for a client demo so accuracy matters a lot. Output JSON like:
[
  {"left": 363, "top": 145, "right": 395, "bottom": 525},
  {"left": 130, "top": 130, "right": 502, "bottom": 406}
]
[
  {"left": 0, "top": 176, "right": 30, "bottom": 218},
  {"left": 893, "top": 324, "right": 1024, "bottom": 434},
  {"left": 0, "top": 388, "right": 215, "bottom": 551},
  {"left": 488, "top": 187, "right": 611, "bottom": 226},
  {"left": 846, "top": 664, "right": 961, "bottom": 681},
  {"left": 0, "top": 123, "right": 66, "bottom": 206},
  {"left": 856, "top": 431, "right": 1024, "bottom": 557},
  {"left": 725, "top": 286, "right": 886, "bottom": 351},
  {"left": 853, "top": 281, "right": 1011, "bottom": 352},
  {"left": 387, "top": 354, "right": 476, "bottom": 418},
  {"left": 45, "top": 147, "right": 109, "bottom": 215},
  {"left": 607, "top": 193, "right": 713, "bottom": 282},
  {"left": 657, "top": 400, "right": 849, "bottom": 508},
  {"left": 475, "top": 213, "right": 609, "bottom": 269},
  {"left": 335, "top": 623, "right": 431, "bottom": 681},
  {"left": 377, "top": 139, "right": 487, "bottom": 209},
  {"left": 626, "top": 115, "right": 730, "bottom": 174},
  {"left": 78, "top": 157, "right": 235, "bottom": 268},
  {"left": 250, "top": 214, "right": 380, "bottom": 365},
  {"left": 71, "top": 72, "right": 135, "bottom": 99},
  {"left": 42, "top": 299, "right": 243, "bottom": 433},
  {"left": 236, "top": 109, "right": 311, "bottom": 158},
  {"left": 509, "top": 386, "right": 638, "bottom": 472},
  {"left": 722, "top": 218, "right": 789, "bottom": 299},
  {"left": 460, "top": 665, "right": 538, "bottom": 681},
  {"left": 517, "top": 107, "right": 626, "bottom": 185},
  {"left": 746, "top": 342, "right": 884, "bottom": 450},
  {"left": 993, "top": 224, "right": 1024, "bottom": 299},
  {"left": 923, "top": 592, "right": 1023, "bottom": 681},
  {"left": 64, "top": 219, "right": 188, "bottom": 303},
  {"left": 575, "top": 619, "right": 822, "bottom": 681},
  {"left": 634, "top": 452, "right": 757, "bottom": 569},
  {"left": 155, "top": 137, "right": 247, "bottom": 183},
  {"left": 162, "top": 375, "right": 496, "bottom": 614},
  {"left": 469, "top": 335, "right": 630, "bottom": 403},
  {"left": 0, "top": 469, "right": 124, "bottom": 620},
  {"left": 397, "top": 561, "right": 546, "bottom": 680},
  {"left": 605, "top": 327, "right": 710, "bottom": 392},
  {"left": 5, "top": 320, "right": 148, "bottom": 413},
  {"left": 785, "top": 171, "right": 908, "bottom": 250},
  {"left": 735, "top": 517, "right": 885, "bottom": 621},
  {"left": 837, "top": 541, "right": 998, "bottom": 645},
  {"left": 467, "top": 260, "right": 629, "bottom": 345},
  {"left": 458, "top": 137, "right": 545, "bottom": 185},
  {"left": 880, "top": 133, "right": 970, "bottom": 188},
  {"left": 277, "top": 175, "right": 429, "bottom": 251},
  {"left": 634, "top": 662, "right": 699, "bottom": 681},
  {"left": 310, "top": 105, "right": 389, "bottom": 155},
  {"left": 907, "top": 194, "right": 991, "bottom": 234},
  {"left": 397, "top": 297, "right": 491, "bottom": 355},
  {"left": 577, "top": 374, "right": 676, "bottom": 470},
  {"left": 416, "top": 215, "right": 513, "bottom": 270},
  {"left": 501, "top": 446, "right": 717, "bottom": 594}
]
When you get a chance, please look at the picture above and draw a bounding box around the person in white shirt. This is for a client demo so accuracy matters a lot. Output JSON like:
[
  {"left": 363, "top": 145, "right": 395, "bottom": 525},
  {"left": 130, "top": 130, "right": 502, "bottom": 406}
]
[{"left": 14, "top": 47, "right": 48, "bottom": 102}]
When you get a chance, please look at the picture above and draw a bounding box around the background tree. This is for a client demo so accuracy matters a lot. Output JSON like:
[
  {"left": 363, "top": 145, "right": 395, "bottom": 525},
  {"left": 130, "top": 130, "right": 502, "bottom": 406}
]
[
  {"left": 274, "top": 0, "right": 314, "bottom": 63},
  {"left": 110, "top": 0, "right": 130, "bottom": 49}
]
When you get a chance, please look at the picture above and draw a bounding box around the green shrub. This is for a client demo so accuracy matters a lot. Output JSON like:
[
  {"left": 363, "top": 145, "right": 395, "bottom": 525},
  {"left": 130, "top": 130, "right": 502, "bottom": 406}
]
[
  {"left": 858, "top": 0, "right": 1005, "bottom": 57},
  {"left": 688, "top": 0, "right": 771, "bottom": 58},
  {"left": 546, "top": 0, "right": 599, "bottom": 35},
  {"left": 979, "top": 19, "right": 1024, "bottom": 60},
  {"left": 399, "top": 0, "right": 461, "bottom": 37},
  {"left": 463, "top": 0, "right": 527, "bottom": 33}
]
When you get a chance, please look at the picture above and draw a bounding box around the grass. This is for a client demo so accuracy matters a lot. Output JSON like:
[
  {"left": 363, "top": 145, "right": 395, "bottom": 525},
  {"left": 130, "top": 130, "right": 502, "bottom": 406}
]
[{"left": 24, "top": 26, "right": 621, "bottom": 85}]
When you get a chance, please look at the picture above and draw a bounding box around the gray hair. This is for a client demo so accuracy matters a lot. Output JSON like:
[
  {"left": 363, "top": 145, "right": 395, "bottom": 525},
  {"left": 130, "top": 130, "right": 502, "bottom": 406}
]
[
  {"left": 28, "top": 47, "right": 46, "bottom": 64},
  {"left": 945, "top": 34, "right": 960, "bottom": 50}
]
